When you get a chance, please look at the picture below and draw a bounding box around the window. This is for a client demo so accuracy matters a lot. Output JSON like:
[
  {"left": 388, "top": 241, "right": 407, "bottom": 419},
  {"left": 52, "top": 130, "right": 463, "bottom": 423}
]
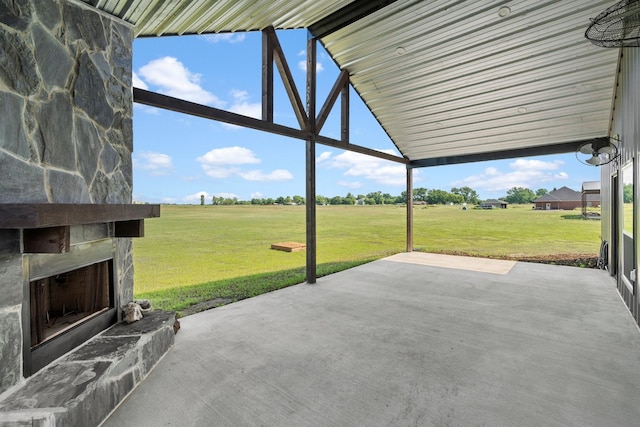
[{"left": 622, "top": 161, "right": 635, "bottom": 292}]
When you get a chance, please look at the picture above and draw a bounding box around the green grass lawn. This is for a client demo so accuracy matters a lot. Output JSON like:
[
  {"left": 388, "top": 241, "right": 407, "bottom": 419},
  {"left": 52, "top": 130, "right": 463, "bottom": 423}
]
[{"left": 133, "top": 204, "right": 602, "bottom": 314}]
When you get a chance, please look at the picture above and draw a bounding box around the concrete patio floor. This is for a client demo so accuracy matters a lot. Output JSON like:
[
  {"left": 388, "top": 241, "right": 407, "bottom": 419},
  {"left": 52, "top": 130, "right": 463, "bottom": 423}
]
[{"left": 103, "top": 253, "right": 640, "bottom": 426}]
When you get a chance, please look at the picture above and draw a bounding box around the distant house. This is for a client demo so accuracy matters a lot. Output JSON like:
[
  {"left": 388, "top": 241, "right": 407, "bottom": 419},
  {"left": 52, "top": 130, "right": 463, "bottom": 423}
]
[
  {"left": 479, "top": 199, "right": 508, "bottom": 209},
  {"left": 533, "top": 186, "right": 598, "bottom": 210}
]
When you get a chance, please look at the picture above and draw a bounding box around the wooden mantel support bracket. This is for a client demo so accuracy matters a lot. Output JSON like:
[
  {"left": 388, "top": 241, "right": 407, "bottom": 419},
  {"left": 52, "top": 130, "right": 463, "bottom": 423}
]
[
  {"left": 0, "top": 204, "right": 160, "bottom": 254},
  {"left": 23, "top": 226, "right": 71, "bottom": 254}
]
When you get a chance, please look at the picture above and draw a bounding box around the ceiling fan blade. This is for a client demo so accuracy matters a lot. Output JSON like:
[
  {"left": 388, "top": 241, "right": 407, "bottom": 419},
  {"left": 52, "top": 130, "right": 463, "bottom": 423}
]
[
  {"left": 597, "top": 145, "right": 616, "bottom": 156},
  {"left": 579, "top": 143, "right": 594, "bottom": 154}
]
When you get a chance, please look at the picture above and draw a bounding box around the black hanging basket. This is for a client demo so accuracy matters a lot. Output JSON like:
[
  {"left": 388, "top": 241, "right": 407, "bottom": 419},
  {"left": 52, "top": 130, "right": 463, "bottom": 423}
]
[{"left": 585, "top": 0, "right": 640, "bottom": 48}]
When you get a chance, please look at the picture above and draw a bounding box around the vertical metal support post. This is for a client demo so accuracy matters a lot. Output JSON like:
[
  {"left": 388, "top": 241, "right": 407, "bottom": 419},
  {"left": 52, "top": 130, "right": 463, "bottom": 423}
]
[
  {"left": 406, "top": 166, "right": 413, "bottom": 252},
  {"left": 261, "top": 29, "right": 274, "bottom": 122},
  {"left": 341, "top": 81, "right": 349, "bottom": 143},
  {"left": 306, "top": 34, "right": 317, "bottom": 284}
]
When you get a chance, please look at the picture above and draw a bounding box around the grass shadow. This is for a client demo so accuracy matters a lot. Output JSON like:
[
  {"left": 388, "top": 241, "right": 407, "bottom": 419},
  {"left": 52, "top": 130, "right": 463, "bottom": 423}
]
[
  {"left": 561, "top": 214, "right": 586, "bottom": 220},
  {"left": 136, "top": 257, "right": 380, "bottom": 317}
]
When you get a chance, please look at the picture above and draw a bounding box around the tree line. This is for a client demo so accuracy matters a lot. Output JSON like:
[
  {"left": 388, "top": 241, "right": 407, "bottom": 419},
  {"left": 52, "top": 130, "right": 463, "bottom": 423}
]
[{"left": 199, "top": 186, "right": 557, "bottom": 206}]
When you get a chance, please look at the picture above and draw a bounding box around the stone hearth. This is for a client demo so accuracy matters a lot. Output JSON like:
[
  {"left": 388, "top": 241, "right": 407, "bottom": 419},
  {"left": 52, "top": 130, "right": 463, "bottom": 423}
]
[{"left": 0, "top": 311, "right": 177, "bottom": 426}]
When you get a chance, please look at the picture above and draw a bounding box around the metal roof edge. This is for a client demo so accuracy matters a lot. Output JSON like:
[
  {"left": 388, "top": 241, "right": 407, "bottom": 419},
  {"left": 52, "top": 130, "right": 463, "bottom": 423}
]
[{"left": 408, "top": 139, "right": 602, "bottom": 168}]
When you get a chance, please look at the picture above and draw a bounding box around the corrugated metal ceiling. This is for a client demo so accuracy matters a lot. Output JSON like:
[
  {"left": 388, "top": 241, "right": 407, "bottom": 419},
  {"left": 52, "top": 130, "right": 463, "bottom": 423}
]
[
  {"left": 81, "top": 0, "right": 352, "bottom": 35},
  {"left": 82, "top": 0, "right": 620, "bottom": 165}
]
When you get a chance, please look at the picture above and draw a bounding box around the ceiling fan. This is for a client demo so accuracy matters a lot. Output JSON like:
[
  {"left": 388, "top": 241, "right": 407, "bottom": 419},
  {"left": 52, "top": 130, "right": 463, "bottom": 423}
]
[
  {"left": 576, "top": 137, "right": 620, "bottom": 166},
  {"left": 585, "top": 0, "right": 640, "bottom": 48}
]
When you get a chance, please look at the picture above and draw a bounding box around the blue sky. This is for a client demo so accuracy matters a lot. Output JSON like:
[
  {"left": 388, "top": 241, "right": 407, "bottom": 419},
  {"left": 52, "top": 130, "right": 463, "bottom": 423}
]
[{"left": 131, "top": 29, "right": 600, "bottom": 204}]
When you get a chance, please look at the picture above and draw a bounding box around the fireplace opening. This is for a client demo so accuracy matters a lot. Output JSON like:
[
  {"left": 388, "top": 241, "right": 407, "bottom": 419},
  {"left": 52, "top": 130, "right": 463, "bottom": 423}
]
[
  {"left": 26, "top": 258, "right": 117, "bottom": 375},
  {"left": 30, "top": 261, "right": 112, "bottom": 348}
]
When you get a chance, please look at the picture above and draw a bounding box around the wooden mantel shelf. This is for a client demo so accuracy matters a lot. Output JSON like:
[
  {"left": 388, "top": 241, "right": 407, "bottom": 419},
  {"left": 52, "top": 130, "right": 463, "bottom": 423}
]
[{"left": 0, "top": 204, "right": 160, "bottom": 229}]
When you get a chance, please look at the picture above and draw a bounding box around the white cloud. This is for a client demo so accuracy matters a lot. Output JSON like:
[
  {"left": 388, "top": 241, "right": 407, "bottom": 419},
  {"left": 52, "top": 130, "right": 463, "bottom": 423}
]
[
  {"left": 133, "top": 103, "right": 160, "bottom": 115},
  {"left": 453, "top": 158, "right": 568, "bottom": 192},
  {"left": 132, "top": 71, "right": 148, "bottom": 90},
  {"left": 251, "top": 192, "right": 264, "bottom": 199},
  {"left": 196, "top": 147, "right": 291, "bottom": 182},
  {"left": 316, "top": 151, "right": 332, "bottom": 162},
  {"left": 238, "top": 169, "right": 293, "bottom": 182},
  {"left": 197, "top": 146, "right": 261, "bottom": 166},
  {"left": 217, "top": 90, "right": 262, "bottom": 130},
  {"left": 228, "top": 90, "right": 261, "bottom": 119},
  {"left": 201, "top": 33, "right": 246, "bottom": 44},
  {"left": 318, "top": 150, "right": 407, "bottom": 186},
  {"left": 184, "top": 191, "right": 211, "bottom": 203},
  {"left": 199, "top": 167, "right": 239, "bottom": 179},
  {"left": 197, "top": 146, "right": 259, "bottom": 179},
  {"left": 137, "top": 57, "right": 224, "bottom": 106},
  {"left": 134, "top": 151, "right": 173, "bottom": 175},
  {"left": 298, "top": 60, "right": 324, "bottom": 73}
]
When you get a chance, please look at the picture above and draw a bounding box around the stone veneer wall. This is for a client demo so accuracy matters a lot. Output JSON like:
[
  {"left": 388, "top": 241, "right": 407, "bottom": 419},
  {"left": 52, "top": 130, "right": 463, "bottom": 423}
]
[{"left": 0, "top": 0, "right": 135, "bottom": 395}]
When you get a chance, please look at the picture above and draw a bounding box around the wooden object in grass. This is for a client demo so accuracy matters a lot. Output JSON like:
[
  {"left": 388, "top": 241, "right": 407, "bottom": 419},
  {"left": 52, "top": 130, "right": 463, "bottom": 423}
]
[{"left": 271, "top": 242, "right": 306, "bottom": 252}]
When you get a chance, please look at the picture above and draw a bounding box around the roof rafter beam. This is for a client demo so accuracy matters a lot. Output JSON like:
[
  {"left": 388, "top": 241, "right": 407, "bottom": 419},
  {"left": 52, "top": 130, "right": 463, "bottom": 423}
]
[
  {"left": 133, "top": 88, "right": 408, "bottom": 165},
  {"left": 262, "top": 29, "right": 274, "bottom": 122},
  {"left": 316, "top": 69, "right": 349, "bottom": 134},
  {"left": 263, "top": 26, "right": 310, "bottom": 131},
  {"left": 409, "top": 140, "right": 596, "bottom": 168},
  {"left": 309, "top": 0, "right": 399, "bottom": 39}
]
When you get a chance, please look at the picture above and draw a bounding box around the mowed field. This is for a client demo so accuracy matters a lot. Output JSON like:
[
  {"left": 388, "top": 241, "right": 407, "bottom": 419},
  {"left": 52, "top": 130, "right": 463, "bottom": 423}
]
[{"left": 133, "top": 204, "right": 602, "bottom": 296}]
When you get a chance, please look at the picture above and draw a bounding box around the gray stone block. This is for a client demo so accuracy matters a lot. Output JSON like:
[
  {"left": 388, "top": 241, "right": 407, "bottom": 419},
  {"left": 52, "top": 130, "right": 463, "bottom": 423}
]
[
  {"left": 88, "top": 170, "right": 109, "bottom": 203},
  {"left": 0, "top": 310, "right": 23, "bottom": 395},
  {"left": 100, "top": 142, "right": 120, "bottom": 174},
  {"left": 109, "top": 114, "right": 133, "bottom": 152},
  {"left": 23, "top": 99, "right": 44, "bottom": 162},
  {"left": 90, "top": 169, "right": 131, "bottom": 204},
  {"left": 0, "top": 27, "right": 39, "bottom": 95},
  {"left": 64, "top": 336, "right": 140, "bottom": 362},
  {"left": 110, "top": 22, "right": 133, "bottom": 87},
  {"left": 32, "top": 0, "right": 61, "bottom": 31},
  {"left": 32, "top": 23, "right": 73, "bottom": 89},
  {"left": 48, "top": 169, "right": 91, "bottom": 203},
  {"left": 112, "top": 145, "right": 133, "bottom": 187},
  {"left": 74, "top": 115, "right": 102, "bottom": 183},
  {"left": 0, "top": 90, "right": 28, "bottom": 159},
  {"left": 0, "top": 253, "right": 23, "bottom": 308},
  {"left": 90, "top": 51, "right": 111, "bottom": 81},
  {"left": 105, "top": 76, "right": 129, "bottom": 114},
  {"left": 62, "top": 2, "right": 107, "bottom": 51},
  {"left": 0, "top": 0, "right": 32, "bottom": 32},
  {"left": 38, "top": 92, "right": 75, "bottom": 170},
  {"left": 0, "top": 152, "right": 47, "bottom": 203},
  {"left": 0, "top": 309, "right": 176, "bottom": 425},
  {"left": 74, "top": 52, "right": 114, "bottom": 130},
  {"left": 0, "top": 361, "right": 111, "bottom": 410},
  {"left": 105, "top": 171, "right": 131, "bottom": 204},
  {"left": 142, "top": 325, "right": 175, "bottom": 375}
]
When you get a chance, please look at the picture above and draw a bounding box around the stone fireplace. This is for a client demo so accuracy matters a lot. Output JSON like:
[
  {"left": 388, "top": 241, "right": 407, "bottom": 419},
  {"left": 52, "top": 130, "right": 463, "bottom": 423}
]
[
  {"left": 0, "top": 1, "right": 173, "bottom": 424},
  {"left": 27, "top": 235, "right": 116, "bottom": 375},
  {"left": 29, "top": 259, "right": 113, "bottom": 350}
]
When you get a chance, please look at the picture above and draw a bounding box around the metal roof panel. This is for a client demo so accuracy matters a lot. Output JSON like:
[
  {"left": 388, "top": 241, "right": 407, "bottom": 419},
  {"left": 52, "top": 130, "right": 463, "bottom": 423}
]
[{"left": 82, "top": 0, "right": 620, "bottom": 164}]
